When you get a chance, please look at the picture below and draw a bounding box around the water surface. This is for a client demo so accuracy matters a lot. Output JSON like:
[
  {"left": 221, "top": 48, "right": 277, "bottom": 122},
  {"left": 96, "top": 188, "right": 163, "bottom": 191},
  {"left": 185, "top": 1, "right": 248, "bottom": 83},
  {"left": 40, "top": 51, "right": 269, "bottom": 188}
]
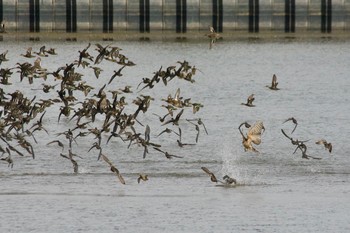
[{"left": 1, "top": 37, "right": 350, "bottom": 232}]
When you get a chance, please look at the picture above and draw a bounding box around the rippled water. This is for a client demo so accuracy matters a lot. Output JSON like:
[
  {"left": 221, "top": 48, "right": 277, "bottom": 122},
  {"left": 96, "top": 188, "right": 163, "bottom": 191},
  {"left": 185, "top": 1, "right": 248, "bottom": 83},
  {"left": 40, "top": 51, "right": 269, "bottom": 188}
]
[{"left": 1, "top": 37, "right": 350, "bottom": 232}]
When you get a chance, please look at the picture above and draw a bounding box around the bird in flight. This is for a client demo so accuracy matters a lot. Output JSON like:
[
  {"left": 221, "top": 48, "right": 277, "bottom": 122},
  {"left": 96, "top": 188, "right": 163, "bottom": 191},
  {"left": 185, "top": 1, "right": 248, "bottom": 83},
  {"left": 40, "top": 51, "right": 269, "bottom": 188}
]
[
  {"left": 206, "top": 26, "right": 220, "bottom": 49},
  {"left": 238, "top": 121, "right": 265, "bottom": 153},
  {"left": 201, "top": 166, "right": 218, "bottom": 183},
  {"left": 100, "top": 154, "right": 126, "bottom": 185},
  {"left": 281, "top": 129, "right": 321, "bottom": 160},
  {"left": 137, "top": 174, "right": 148, "bottom": 184},
  {"left": 315, "top": 139, "right": 332, "bottom": 153},
  {"left": 266, "top": 74, "right": 279, "bottom": 90},
  {"left": 241, "top": 94, "right": 255, "bottom": 107}
]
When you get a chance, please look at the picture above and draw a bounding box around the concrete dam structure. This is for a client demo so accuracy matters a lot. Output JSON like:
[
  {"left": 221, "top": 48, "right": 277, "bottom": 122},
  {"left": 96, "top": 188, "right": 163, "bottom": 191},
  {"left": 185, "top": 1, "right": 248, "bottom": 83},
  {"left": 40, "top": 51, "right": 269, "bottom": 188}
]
[{"left": 0, "top": 0, "right": 349, "bottom": 34}]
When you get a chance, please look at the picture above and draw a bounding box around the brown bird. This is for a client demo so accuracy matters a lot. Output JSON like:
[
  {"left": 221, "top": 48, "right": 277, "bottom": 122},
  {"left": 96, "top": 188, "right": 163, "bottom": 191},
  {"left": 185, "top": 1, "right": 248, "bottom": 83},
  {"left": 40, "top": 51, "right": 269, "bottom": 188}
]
[
  {"left": 241, "top": 94, "right": 255, "bottom": 107},
  {"left": 162, "top": 109, "right": 184, "bottom": 126},
  {"left": 177, "top": 139, "right": 195, "bottom": 147},
  {"left": 108, "top": 65, "right": 126, "bottom": 84},
  {"left": 266, "top": 74, "right": 279, "bottom": 90},
  {"left": 153, "top": 113, "right": 170, "bottom": 123},
  {"left": 47, "top": 140, "right": 64, "bottom": 151},
  {"left": 100, "top": 154, "right": 126, "bottom": 185},
  {"left": 223, "top": 175, "right": 237, "bottom": 185},
  {"left": 157, "top": 128, "right": 180, "bottom": 137},
  {"left": 90, "top": 66, "right": 103, "bottom": 79},
  {"left": 30, "top": 111, "right": 48, "bottom": 135},
  {"left": 201, "top": 167, "right": 218, "bottom": 183},
  {"left": 239, "top": 121, "right": 265, "bottom": 153},
  {"left": 45, "top": 48, "right": 57, "bottom": 55},
  {"left": 0, "top": 50, "right": 9, "bottom": 64},
  {"left": 316, "top": 139, "right": 332, "bottom": 153},
  {"left": 137, "top": 174, "right": 148, "bottom": 184},
  {"left": 94, "top": 43, "right": 110, "bottom": 64},
  {"left": 78, "top": 43, "right": 93, "bottom": 67},
  {"left": 34, "top": 46, "right": 48, "bottom": 57},
  {"left": 192, "top": 103, "right": 204, "bottom": 114},
  {"left": 21, "top": 47, "right": 35, "bottom": 58},
  {"left": 60, "top": 150, "right": 78, "bottom": 174},
  {"left": 187, "top": 118, "right": 208, "bottom": 135},
  {"left": 153, "top": 147, "right": 183, "bottom": 159},
  {"left": 206, "top": 26, "right": 220, "bottom": 49}
]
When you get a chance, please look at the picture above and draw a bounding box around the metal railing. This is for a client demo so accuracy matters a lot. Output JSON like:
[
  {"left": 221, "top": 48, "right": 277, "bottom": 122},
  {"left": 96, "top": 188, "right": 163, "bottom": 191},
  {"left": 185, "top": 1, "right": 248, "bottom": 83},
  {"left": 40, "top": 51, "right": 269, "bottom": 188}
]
[{"left": 0, "top": 0, "right": 349, "bottom": 33}]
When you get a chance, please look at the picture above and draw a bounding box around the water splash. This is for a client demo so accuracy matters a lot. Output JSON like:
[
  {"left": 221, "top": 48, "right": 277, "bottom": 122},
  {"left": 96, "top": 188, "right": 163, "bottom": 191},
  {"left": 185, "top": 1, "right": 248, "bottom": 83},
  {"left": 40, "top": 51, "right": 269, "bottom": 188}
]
[{"left": 219, "top": 142, "right": 268, "bottom": 186}]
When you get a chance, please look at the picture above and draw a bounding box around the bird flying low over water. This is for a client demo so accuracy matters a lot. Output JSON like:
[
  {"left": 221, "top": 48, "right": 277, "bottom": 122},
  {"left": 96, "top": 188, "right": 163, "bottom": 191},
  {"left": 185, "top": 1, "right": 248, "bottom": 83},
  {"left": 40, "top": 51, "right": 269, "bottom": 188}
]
[
  {"left": 21, "top": 47, "right": 35, "bottom": 58},
  {"left": 266, "top": 74, "right": 280, "bottom": 90},
  {"left": 241, "top": 94, "right": 255, "bottom": 107},
  {"left": 206, "top": 26, "right": 220, "bottom": 49},
  {"left": 222, "top": 175, "right": 237, "bottom": 185},
  {"left": 201, "top": 167, "right": 218, "bottom": 183},
  {"left": 60, "top": 150, "right": 78, "bottom": 174},
  {"left": 201, "top": 167, "right": 237, "bottom": 185},
  {"left": 238, "top": 121, "right": 265, "bottom": 153},
  {"left": 100, "top": 154, "right": 126, "bottom": 185},
  {"left": 281, "top": 129, "right": 321, "bottom": 160},
  {"left": 316, "top": 139, "right": 332, "bottom": 153},
  {"left": 162, "top": 109, "right": 184, "bottom": 126},
  {"left": 46, "top": 140, "right": 64, "bottom": 151},
  {"left": 137, "top": 174, "right": 148, "bottom": 183},
  {"left": 153, "top": 147, "right": 183, "bottom": 159}
]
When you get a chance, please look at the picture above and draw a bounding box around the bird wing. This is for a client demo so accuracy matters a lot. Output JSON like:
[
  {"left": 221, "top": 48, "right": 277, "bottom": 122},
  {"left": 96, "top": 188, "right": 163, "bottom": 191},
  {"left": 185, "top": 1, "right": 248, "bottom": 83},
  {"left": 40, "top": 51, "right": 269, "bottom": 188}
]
[
  {"left": 174, "top": 88, "right": 180, "bottom": 101},
  {"left": 248, "top": 134, "right": 261, "bottom": 145},
  {"left": 247, "top": 121, "right": 264, "bottom": 145},
  {"left": 201, "top": 167, "right": 213, "bottom": 175},
  {"left": 153, "top": 147, "right": 165, "bottom": 154},
  {"left": 175, "top": 109, "right": 184, "bottom": 121},
  {"left": 247, "top": 94, "right": 255, "bottom": 104},
  {"left": 145, "top": 125, "right": 150, "bottom": 142},
  {"left": 272, "top": 74, "right": 277, "bottom": 86},
  {"left": 101, "top": 154, "right": 113, "bottom": 166},
  {"left": 115, "top": 169, "right": 126, "bottom": 185},
  {"left": 281, "top": 129, "right": 292, "bottom": 141},
  {"left": 328, "top": 143, "right": 332, "bottom": 153},
  {"left": 315, "top": 139, "right": 327, "bottom": 145}
]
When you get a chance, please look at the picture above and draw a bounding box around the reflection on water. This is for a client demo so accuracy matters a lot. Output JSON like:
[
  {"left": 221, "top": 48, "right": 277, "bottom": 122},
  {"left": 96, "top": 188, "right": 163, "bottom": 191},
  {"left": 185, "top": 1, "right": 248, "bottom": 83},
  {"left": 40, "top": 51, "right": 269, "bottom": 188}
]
[{"left": 1, "top": 37, "right": 350, "bottom": 232}]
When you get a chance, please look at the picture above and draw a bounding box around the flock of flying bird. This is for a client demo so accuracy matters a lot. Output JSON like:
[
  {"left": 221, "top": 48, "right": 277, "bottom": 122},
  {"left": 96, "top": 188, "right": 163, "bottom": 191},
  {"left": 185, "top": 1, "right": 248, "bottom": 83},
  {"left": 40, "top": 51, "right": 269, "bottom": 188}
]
[
  {"left": 201, "top": 73, "right": 333, "bottom": 186},
  {"left": 0, "top": 41, "right": 212, "bottom": 186},
  {"left": 0, "top": 29, "right": 333, "bottom": 187}
]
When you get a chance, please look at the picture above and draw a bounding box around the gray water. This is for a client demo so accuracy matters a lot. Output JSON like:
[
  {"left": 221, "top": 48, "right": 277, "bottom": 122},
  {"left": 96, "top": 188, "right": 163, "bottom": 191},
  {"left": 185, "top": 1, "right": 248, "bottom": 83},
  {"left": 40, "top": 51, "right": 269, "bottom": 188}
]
[{"left": 1, "top": 37, "right": 350, "bottom": 233}]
